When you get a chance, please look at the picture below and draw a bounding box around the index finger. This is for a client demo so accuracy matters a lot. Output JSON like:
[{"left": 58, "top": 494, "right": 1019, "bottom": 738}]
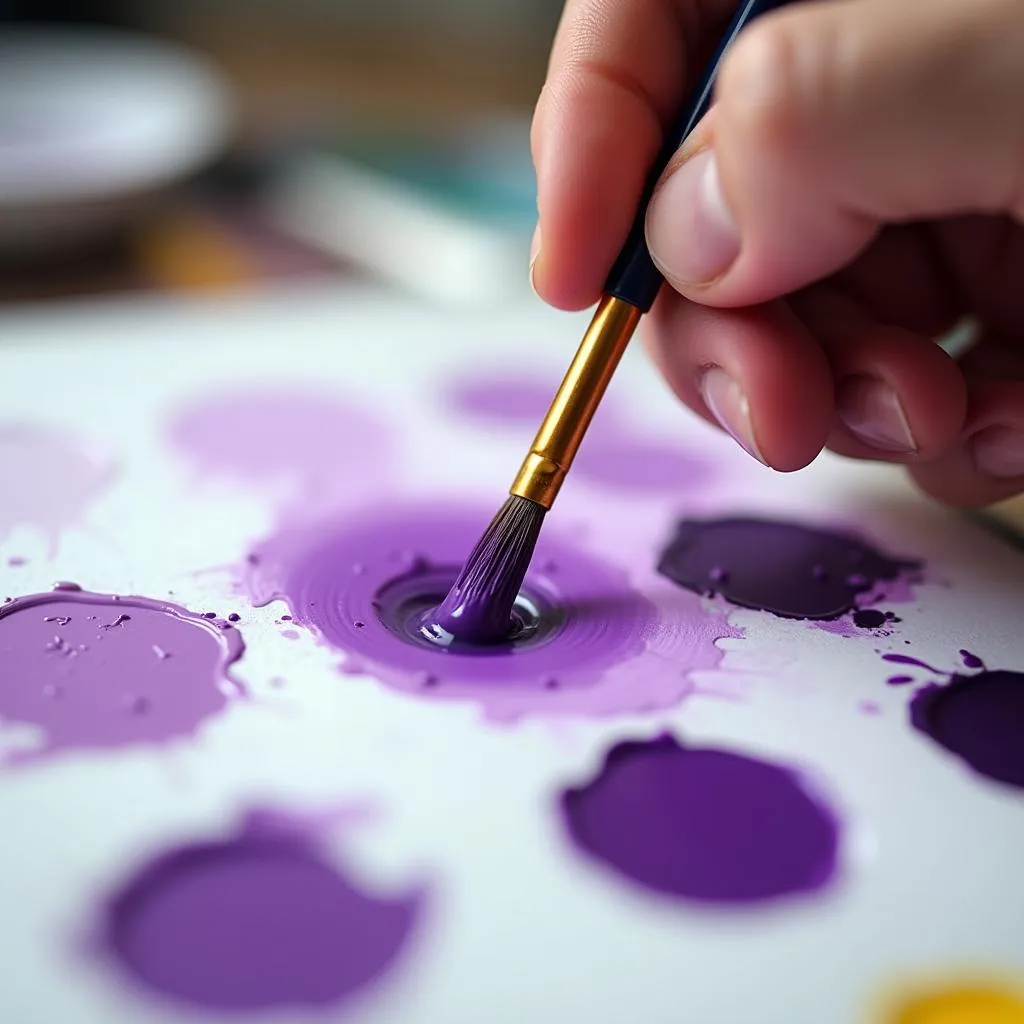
[{"left": 531, "top": 0, "right": 735, "bottom": 310}]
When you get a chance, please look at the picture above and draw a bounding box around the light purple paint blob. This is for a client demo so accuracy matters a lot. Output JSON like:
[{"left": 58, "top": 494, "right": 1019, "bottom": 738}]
[
  {"left": 910, "top": 670, "right": 1024, "bottom": 788},
  {"left": 168, "top": 389, "right": 393, "bottom": 513},
  {"left": 562, "top": 733, "right": 840, "bottom": 904},
  {"left": 244, "top": 504, "right": 734, "bottom": 722},
  {"left": 0, "top": 424, "right": 114, "bottom": 552},
  {"left": 0, "top": 586, "right": 244, "bottom": 764},
  {"left": 658, "top": 518, "right": 919, "bottom": 620},
  {"left": 444, "top": 373, "right": 714, "bottom": 494},
  {"left": 98, "top": 811, "right": 423, "bottom": 1013}
]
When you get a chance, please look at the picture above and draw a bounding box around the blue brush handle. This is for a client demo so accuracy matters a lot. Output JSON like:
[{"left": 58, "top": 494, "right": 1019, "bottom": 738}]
[{"left": 603, "top": 0, "right": 793, "bottom": 312}]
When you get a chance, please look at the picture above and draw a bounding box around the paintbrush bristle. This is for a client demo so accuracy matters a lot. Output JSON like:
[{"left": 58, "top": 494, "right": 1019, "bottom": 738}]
[{"left": 432, "top": 494, "right": 546, "bottom": 644}]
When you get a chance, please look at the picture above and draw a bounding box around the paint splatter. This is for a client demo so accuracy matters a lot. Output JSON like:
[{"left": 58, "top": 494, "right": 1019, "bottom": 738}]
[
  {"left": 910, "top": 670, "right": 1024, "bottom": 788},
  {"left": 887, "top": 981, "right": 1024, "bottom": 1023},
  {"left": 444, "top": 373, "right": 713, "bottom": 494},
  {"left": 244, "top": 505, "right": 734, "bottom": 722},
  {"left": 0, "top": 586, "right": 243, "bottom": 764},
  {"left": 658, "top": 518, "right": 919, "bottom": 619},
  {"left": 561, "top": 734, "right": 840, "bottom": 904},
  {"left": 97, "top": 811, "right": 423, "bottom": 1013},
  {"left": 168, "top": 389, "right": 392, "bottom": 513},
  {"left": 0, "top": 424, "right": 114, "bottom": 552}
]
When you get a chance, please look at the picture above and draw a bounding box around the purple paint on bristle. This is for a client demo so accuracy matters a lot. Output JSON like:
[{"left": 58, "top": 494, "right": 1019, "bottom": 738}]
[
  {"left": 431, "top": 496, "right": 543, "bottom": 645},
  {"left": 561, "top": 734, "right": 840, "bottom": 904},
  {"left": 97, "top": 812, "right": 423, "bottom": 1012},
  {"left": 0, "top": 587, "right": 244, "bottom": 765},
  {"left": 242, "top": 504, "right": 734, "bottom": 722},
  {"left": 910, "top": 670, "right": 1024, "bottom": 788},
  {"left": 657, "top": 518, "right": 918, "bottom": 619}
]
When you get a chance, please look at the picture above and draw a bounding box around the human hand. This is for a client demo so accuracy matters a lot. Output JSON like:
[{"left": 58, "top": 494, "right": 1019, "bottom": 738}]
[{"left": 530, "top": 0, "right": 1024, "bottom": 505}]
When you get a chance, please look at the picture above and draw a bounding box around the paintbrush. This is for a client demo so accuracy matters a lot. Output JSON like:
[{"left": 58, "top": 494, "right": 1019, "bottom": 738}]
[{"left": 436, "top": 0, "right": 791, "bottom": 644}]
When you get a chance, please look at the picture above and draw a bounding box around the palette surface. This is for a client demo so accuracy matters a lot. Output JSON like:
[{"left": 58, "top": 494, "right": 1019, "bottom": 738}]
[{"left": 0, "top": 282, "right": 1022, "bottom": 1023}]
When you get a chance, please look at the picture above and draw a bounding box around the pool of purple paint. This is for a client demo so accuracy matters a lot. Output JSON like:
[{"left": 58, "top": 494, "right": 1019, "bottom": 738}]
[
  {"left": 98, "top": 812, "right": 423, "bottom": 1013},
  {"left": 658, "top": 517, "right": 919, "bottom": 620},
  {"left": 562, "top": 734, "right": 841, "bottom": 904},
  {"left": 0, "top": 585, "right": 243, "bottom": 764}
]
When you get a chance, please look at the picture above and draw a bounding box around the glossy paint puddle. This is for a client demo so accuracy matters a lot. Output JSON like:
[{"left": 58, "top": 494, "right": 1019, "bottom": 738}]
[
  {"left": 561, "top": 734, "right": 840, "bottom": 904},
  {"left": 0, "top": 584, "right": 243, "bottom": 764},
  {"left": 244, "top": 504, "right": 735, "bottom": 722},
  {"left": 96, "top": 811, "right": 424, "bottom": 1013},
  {"left": 657, "top": 517, "right": 919, "bottom": 620}
]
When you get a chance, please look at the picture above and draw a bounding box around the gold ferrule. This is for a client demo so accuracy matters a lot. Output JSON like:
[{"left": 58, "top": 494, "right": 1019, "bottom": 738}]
[{"left": 510, "top": 295, "right": 641, "bottom": 509}]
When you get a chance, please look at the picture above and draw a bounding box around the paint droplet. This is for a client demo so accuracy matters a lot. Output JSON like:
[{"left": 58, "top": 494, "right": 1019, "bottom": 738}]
[
  {"left": 910, "top": 670, "right": 1024, "bottom": 788},
  {"left": 887, "top": 675, "right": 915, "bottom": 687},
  {"left": 227, "top": 613, "right": 241, "bottom": 623},
  {"left": 960, "top": 649, "right": 985, "bottom": 669},
  {"left": 354, "top": 620, "right": 366, "bottom": 629},
  {"left": 102, "top": 614, "right": 132, "bottom": 630},
  {"left": 7, "top": 556, "right": 26, "bottom": 567},
  {"left": 53, "top": 581, "right": 82, "bottom": 592},
  {"left": 97, "top": 813, "right": 423, "bottom": 1013},
  {"left": 658, "top": 518, "right": 918, "bottom": 620},
  {"left": 853, "top": 608, "right": 887, "bottom": 629},
  {"left": 280, "top": 615, "right": 293, "bottom": 622},
  {"left": 0, "top": 589, "right": 244, "bottom": 765},
  {"left": 561, "top": 734, "right": 840, "bottom": 903}
]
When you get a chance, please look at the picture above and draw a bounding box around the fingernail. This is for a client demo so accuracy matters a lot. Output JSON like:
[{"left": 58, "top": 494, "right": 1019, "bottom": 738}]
[
  {"left": 836, "top": 376, "right": 917, "bottom": 453},
  {"left": 646, "top": 148, "right": 740, "bottom": 285},
  {"left": 699, "top": 366, "right": 767, "bottom": 465},
  {"left": 972, "top": 426, "right": 1024, "bottom": 479},
  {"left": 529, "top": 223, "right": 541, "bottom": 295}
]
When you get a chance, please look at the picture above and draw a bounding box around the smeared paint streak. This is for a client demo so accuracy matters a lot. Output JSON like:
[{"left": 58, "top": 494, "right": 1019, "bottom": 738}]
[
  {"left": 888, "top": 982, "right": 1024, "bottom": 1023},
  {"left": 0, "top": 586, "right": 243, "bottom": 764},
  {"left": 244, "top": 505, "right": 735, "bottom": 723},
  {"left": 444, "top": 374, "right": 714, "bottom": 494},
  {"left": 0, "top": 424, "right": 114, "bottom": 553},
  {"left": 168, "top": 389, "right": 393, "bottom": 514},
  {"left": 657, "top": 518, "right": 919, "bottom": 620},
  {"left": 910, "top": 670, "right": 1024, "bottom": 788},
  {"left": 97, "top": 811, "right": 423, "bottom": 1013},
  {"left": 561, "top": 734, "right": 840, "bottom": 904},
  {"left": 883, "top": 653, "right": 945, "bottom": 674}
]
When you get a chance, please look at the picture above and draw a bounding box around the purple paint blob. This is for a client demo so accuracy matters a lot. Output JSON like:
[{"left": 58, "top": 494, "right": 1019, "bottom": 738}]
[
  {"left": 853, "top": 608, "right": 887, "bottom": 629},
  {"left": 910, "top": 670, "right": 1024, "bottom": 788},
  {"left": 562, "top": 734, "right": 840, "bottom": 904},
  {"left": 887, "top": 675, "right": 915, "bottom": 687},
  {"left": 99, "top": 812, "right": 422, "bottom": 1012},
  {"left": 0, "top": 587, "right": 243, "bottom": 763},
  {"left": 244, "top": 505, "right": 733, "bottom": 722},
  {"left": 168, "top": 389, "right": 392, "bottom": 513},
  {"left": 0, "top": 424, "right": 114, "bottom": 552},
  {"left": 658, "top": 518, "right": 918, "bottom": 619},
  {"left": 444, "top": 373, "right": 714, "bottom": 494},
  {"left": 960, "top": 649, "right": 985, "bottom": 669}
]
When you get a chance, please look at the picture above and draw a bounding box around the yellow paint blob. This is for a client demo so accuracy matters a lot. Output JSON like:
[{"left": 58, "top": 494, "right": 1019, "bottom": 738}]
[{"left": 890, "top": 984, "right": 1024, "bottom": 1024}]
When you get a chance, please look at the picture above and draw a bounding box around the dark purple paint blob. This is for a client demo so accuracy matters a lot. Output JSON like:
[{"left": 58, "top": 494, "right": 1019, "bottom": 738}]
[
  {"left": 960, "top": 649, "right": 985, "bottom": 669},
  {"left": 883, "top": 653, "right": 944, "bottom": 674},
  {"left": 658, "top": 518, "right": 919, "bottom": 619},
  {"left": 887, "top": 675, "right": 915, "bottom": 687},
  {"left": 245, "top": 505, "right": 733, "bottom": 722},
  {"left": 99, "top": 812, "right": 423, "bottom": 1013},
  {"left": 910, "top": 670, "right": 1024, "bottom": 788},
  {"left": 853, "top": 609, "right": 887, "bottom": 629},
  {"left": 0, "top": 423, "right": 115, "bottom": 552},
  {"left": 562, "top": 734, "right": 840, "bottom": 904},
  {"left": 168, "top": 389, "right": 393, "bottom": 514},
  {"left": 0, "top": 586, "right": 243, "bottom": 764},
  {"left": 444, "top": 373, "right": 714, "bottom": 494}
]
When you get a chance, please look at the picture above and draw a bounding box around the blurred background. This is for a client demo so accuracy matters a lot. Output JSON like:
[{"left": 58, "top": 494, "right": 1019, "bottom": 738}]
[{"left": 0, "top": 0, "right": 561, "bottom": 304}]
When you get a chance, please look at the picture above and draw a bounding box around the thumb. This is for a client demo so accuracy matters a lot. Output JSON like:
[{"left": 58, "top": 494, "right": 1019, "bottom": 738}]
[{"left": 644, "top": 0, "right": 1024, "bottom": 307}]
